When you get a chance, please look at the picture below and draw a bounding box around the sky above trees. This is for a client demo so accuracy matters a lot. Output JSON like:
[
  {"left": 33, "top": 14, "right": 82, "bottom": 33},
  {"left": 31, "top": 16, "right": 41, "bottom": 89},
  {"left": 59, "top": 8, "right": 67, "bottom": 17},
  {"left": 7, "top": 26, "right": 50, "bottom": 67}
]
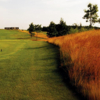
[{"left": 0, "top": 0, "right": 100, "bottom": 29}]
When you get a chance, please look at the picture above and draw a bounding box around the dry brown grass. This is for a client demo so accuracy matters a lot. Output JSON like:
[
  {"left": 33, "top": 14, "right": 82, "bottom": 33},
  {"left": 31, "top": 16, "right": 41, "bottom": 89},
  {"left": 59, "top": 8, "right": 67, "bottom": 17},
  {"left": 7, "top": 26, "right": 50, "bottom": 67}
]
[
  {"left": 19, "top": 30, "right": 48, "bottom": 41},
  {"left": 34, "top": 32, "right": 48, "bottom": 39},
  {"left": 47, "top": 29, "right": 100, "bottom": 100},
  {"left": 19, "top": 30, "right": 30, "bottom": 34}
]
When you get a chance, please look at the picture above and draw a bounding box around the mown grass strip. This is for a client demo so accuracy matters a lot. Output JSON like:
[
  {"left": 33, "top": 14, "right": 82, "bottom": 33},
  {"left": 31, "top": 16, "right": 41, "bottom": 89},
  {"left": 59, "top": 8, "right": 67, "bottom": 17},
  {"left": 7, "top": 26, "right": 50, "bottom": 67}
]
[
  {"left": 0, "top": 39, "right": 80, "bottom": 100},
  {"left": 0, "top": 30, "right": 82, "bottom": 100}
]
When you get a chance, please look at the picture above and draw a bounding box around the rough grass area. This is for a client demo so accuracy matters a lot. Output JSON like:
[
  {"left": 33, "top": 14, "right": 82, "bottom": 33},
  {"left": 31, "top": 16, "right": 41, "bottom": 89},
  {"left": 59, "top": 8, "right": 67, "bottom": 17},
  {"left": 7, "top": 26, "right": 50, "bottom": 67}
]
[
  {"left": 47, "top": 29, "right": 100, "bottom": 100},
  {"left": 0, "top": 30, "right": 80, "bottom": 100}
]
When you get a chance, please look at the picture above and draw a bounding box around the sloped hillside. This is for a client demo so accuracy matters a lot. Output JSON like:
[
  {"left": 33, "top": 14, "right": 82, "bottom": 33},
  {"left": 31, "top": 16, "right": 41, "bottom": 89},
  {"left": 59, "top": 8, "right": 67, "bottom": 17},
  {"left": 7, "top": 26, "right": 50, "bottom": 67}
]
[{"left": 47, "top": 29, "right": 100, "bottom": 100}]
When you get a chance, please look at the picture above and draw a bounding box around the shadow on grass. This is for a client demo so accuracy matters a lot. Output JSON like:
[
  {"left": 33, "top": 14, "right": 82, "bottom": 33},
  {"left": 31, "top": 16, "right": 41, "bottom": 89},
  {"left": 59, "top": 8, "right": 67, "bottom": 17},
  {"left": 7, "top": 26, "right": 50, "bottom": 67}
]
[
  {"left": 17, "top": 37, "right": 31, "bottom": 39},
  {"left": 24, "top": 43, "right": 86, "bottom": 100},
  {"left": 25, "top": 45, "right": 49, "bottom": 50},
  {"left": 58, "top": 68, "right": 86, "bottom": 100},
  {"left": 41, "top": 44, "right": 86, "bottom": 100},
  {"left": 33, "top": 37, "right": 47, "bottom": 39},
  {"left": 31, "top": 36, "right": 47, "bottom": 41},
  {"left": 25, "top": 43, "right": 59, "bottom": 50}
]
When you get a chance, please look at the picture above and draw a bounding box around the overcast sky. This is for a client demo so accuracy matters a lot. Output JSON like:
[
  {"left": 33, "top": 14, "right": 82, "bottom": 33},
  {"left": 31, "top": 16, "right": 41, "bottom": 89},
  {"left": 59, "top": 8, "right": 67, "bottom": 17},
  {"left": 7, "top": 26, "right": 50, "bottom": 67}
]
[{"left": 0, "top": 0, "right": 100, "bottom": 29}]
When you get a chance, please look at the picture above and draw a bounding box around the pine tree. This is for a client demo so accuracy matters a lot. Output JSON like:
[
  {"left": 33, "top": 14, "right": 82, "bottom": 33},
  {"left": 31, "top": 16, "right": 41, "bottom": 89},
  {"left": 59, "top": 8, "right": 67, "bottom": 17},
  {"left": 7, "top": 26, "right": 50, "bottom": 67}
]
[
  {"left": 58, "top": 18, "right": 67, "bottom": 35},
  {"left": 28, "top": 23, "right": 35, "bottom": 37},
  {"left": 47, "top": 21, "right": 58, "bottom": 37},
  {"left": 83, "top": 3, "right": 99, "bottom": 27}
]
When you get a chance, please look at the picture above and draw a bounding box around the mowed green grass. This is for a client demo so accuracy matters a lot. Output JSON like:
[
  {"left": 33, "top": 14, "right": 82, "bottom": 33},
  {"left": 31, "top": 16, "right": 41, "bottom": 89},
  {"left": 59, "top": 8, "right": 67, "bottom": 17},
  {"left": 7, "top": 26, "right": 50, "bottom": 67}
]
[
  {"left": 0, "top": 29, "right": 30, "bottom": 40},
  {"left": 0, "top": 30, "right": 79, "bottom": 100}
]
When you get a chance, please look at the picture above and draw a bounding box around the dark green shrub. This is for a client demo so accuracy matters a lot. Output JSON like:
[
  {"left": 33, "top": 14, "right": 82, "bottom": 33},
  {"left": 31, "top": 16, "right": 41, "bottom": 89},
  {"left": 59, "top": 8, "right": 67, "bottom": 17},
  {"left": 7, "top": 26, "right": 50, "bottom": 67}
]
[
  {"left": 68, "top": 28, "right": 79, "bottom": 34},
  {"left": 28, "top": 23, "right": 35, "bottom": 37},
  {"left": 47, "top": 21, "right": 58, "bottom": 37}
]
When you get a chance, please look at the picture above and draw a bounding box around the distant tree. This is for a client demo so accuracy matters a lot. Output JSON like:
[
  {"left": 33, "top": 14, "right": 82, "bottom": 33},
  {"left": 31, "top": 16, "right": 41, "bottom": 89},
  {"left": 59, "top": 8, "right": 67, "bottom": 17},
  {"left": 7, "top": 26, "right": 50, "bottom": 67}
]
[
  {"left": 79, "top": 23, "right": 82, "bottom": 28},
  {"left": 98, "top": 18, "right": 100, "bottom": 24},
  {"left": 47, "top": 21, "right": 58, "bottom": 37},
  {"left": 58, "top": 18, "right": 67, "bottom": 35},
  {"left": 28, "top": 23, "right": 35, "bottom": 37},
  {"left": 34, "top": 24, "right": 42, "bottom": 40},
  {"left": 98, "top": 18, "right": 100, "bottom": 22},
  {"left": 42, "top": 26, "right": 49, "bottom": 31},
  {"left": 83, "top": 3, "right": 99, "bottom": 27},
  {"left": 73, "top": 23, "right": 78, "bottom": 28},
  {"left": 35, "top": 24, "right": 41, "bottom": 32}
]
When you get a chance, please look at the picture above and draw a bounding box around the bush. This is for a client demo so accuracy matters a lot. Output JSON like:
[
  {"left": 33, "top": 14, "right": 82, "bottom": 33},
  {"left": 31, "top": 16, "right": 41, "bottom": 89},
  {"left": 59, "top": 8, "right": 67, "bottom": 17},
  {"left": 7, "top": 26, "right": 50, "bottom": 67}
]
[
  {"left": 47, "top": 21, "right": 58, "bottom": 37},
  {"left": 79, "top": 27, "right": 87, "bottom": 32},
  {"left": 68, "top": 27, "right": 94, "bottom": 34},
  {"left": 68, "top": 28, "right": 79, "bottom": 34}
]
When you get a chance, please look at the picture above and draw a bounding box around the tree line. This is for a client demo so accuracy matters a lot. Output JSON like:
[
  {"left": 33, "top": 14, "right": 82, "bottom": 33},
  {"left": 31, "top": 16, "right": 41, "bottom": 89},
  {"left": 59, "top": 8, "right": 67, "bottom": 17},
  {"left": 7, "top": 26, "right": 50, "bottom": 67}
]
[
  {"left": 28, "top": 3, "right": 100, "bottom": 37},
  {"left": 27, "top": 23, "right": 42, "bottom": 37}
]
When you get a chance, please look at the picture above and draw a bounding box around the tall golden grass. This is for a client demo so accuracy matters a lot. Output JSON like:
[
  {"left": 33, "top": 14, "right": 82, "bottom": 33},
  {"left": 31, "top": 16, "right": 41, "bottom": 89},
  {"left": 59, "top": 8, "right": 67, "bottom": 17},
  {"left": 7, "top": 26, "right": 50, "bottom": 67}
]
[
  {"left": 47, "top": 29, "right": 100, "bottom": 100},
  {"left": 19, "top": 30, "right": 30, "bottom": 34},
  {"left": 34, "top": 32, "right": 48, "bottom": 39},
  {"left": 19, "top": 30, "right": 48, "bottom": 41}
]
